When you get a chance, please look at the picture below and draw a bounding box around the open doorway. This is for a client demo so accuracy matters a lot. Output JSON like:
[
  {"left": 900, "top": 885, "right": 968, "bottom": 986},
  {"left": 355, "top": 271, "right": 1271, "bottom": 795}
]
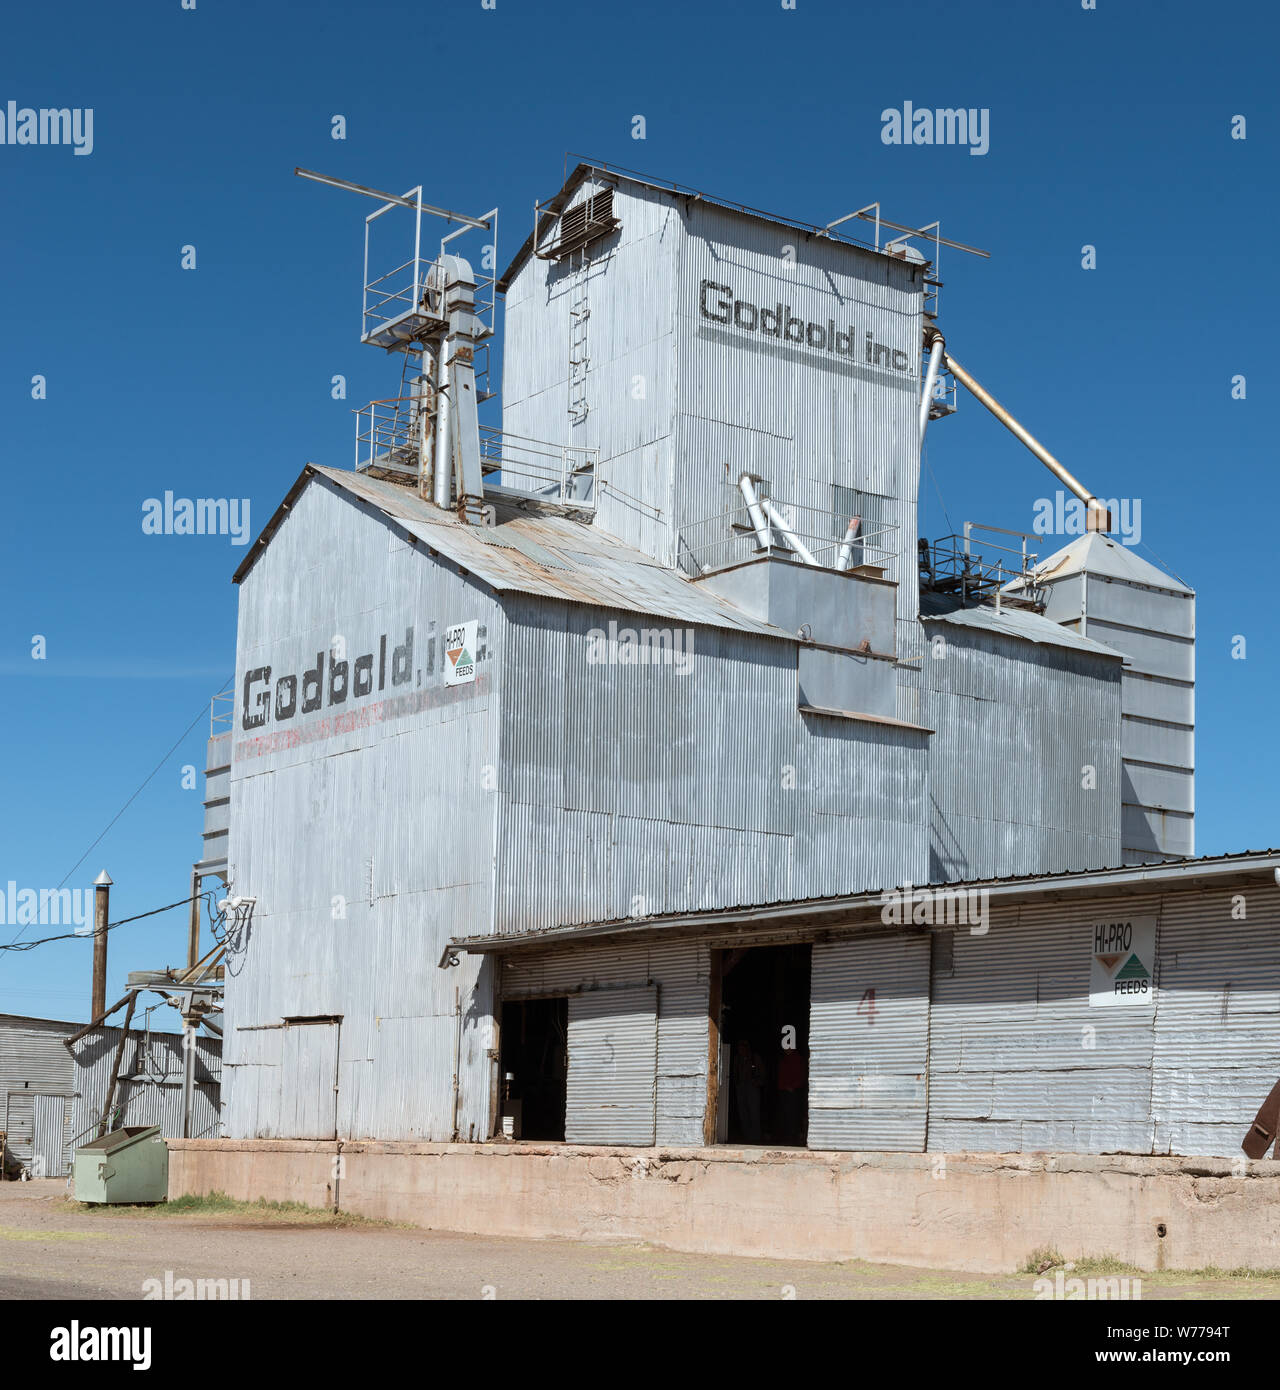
[
  {"left": 715, "top": 944, "right": 811, "bottom": 1147},
  {"left": 498, "top": 997, "right": 567, "bottom": 1141}
]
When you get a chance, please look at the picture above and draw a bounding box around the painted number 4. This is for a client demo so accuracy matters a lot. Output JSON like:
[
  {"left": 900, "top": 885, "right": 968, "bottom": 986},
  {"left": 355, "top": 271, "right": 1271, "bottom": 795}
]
[{"left": 856, "top": 988, "right": 877, "bottom": 1024}]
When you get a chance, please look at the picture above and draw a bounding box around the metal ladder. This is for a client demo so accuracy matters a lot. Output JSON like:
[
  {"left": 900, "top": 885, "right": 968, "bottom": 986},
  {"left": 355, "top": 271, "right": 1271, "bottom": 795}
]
[{"left": 567, "top": 247, "right": 591, "bottom": 423}]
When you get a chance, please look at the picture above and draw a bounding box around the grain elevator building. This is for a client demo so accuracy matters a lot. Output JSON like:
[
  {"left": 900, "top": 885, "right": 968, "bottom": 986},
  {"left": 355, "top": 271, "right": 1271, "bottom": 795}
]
[{"left": 206, "top": 163, "right": 1244, "bottom": 1161}]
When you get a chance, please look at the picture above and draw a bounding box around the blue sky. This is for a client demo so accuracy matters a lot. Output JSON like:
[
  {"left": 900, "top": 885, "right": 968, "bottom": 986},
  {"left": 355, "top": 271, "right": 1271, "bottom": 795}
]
[{"left": 1, "top": 0, "right": 1274, "bottom": 1020}]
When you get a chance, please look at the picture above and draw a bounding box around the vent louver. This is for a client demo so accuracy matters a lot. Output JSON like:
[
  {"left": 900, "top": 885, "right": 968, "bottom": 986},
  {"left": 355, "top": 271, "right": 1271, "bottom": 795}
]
[{"left": 539, "top": 189, "right": 618, "bottom": 261}]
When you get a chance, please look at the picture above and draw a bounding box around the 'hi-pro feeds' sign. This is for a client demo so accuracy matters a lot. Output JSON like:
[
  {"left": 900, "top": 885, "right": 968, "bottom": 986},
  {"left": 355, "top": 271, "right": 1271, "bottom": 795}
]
[
  {"left": 1089, "top": 916, "right": 1156, "bottom": 1008},
  {"left": 444, "top": 622, "right": 477, "bottom": 685}
]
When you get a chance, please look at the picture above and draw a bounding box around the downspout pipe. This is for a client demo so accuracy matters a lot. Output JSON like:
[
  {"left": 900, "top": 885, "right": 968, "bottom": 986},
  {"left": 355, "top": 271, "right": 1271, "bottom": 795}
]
[
  {"left": 919, "top": 326, "right": 945, "bottom": 443},
  {"left": 433, "top": 350, "right": 453, "bottom": 510},
  {"left": 836, "top": 515, "right": 861, "bottom": 572},
  {"left": 943, "top": 350, "right": 1111, "bottom": 533},
  {"left": 761, "top": 496, "right": 820, "bottom": 567},
  {"left": 738, "top": 474, "right": 773, "bottom": 551}
]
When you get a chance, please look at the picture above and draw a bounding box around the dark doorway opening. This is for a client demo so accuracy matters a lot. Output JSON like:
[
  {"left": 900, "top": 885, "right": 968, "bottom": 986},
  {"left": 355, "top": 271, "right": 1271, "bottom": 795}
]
[
  {"left": 718, "top": 943, "right": 811, "bottom": 1147},
  {"left": 499, "top": 997, "right": 567, "bottom": 1141}
]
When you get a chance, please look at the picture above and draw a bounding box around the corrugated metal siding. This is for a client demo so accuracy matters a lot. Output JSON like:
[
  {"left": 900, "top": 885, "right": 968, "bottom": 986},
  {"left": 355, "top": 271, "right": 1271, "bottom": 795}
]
[
  {"left": 678, "top": 201, "right": 921, "bottom": 627},
  {"left": 924, "top": 620, "right": 1124, "bottom": 882},
  {"left": 4, "top": 1093, "right": 35, "bottom": 1168},
  {"left": 0, "top": 1015, "right": 76, "bottom": 1090},
  {"left": 501, "top": 180, "right": 924, "bottom": 618},
  {"left": 929, "top": 896, "right": 1160, "bottom": 1154},
  {"left": 808, "top": 934, "right": 929, "bottom": 1151},
  {"left": 497, "top": 594, "right": 927, "bottom": 932},
  {"left": 485, "top": 879, "right": 1277, "bottom": 1158},
  {"left": 565, "top": 985, "right": 658, "bottom": 1145},
  {"left": 502, "top": 180, "right": 681, "bottom": 565},
  {"left": 69, "top": 1026, "right": 222, "bottom": 1146},
  {"left": 1034, "top": 552, "right": 1195, "bottom": 865},
  {"left": 0, "top": 1016, "right": 76, "bottom": 1173},
  {"left": 1061, "top": 573, "right": 1194, "bottom": 864},
  {"left": 1150, "top": 891, "right": 1280, "bottom": 1156},
  {"left": 33, "top": 1094, "right": 65, "bottom": 1177},
  {"left": 280, "top": 1021, "right": 339, "bottom": 1139},
  {"left": 223, "top": 479, "right": 498, "bottom": 1141},
  {"left": 500, "top": 938, "right": 710, "bottom": 1145}
]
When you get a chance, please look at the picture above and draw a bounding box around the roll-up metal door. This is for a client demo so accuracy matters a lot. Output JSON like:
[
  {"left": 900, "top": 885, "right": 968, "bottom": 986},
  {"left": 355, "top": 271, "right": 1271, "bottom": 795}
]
[
  {"left": 809, "top": 934, "right": 929, "bottom": 1151},
  {"left": 565, "top": 985, "right": 658, "bottom": 1145}
]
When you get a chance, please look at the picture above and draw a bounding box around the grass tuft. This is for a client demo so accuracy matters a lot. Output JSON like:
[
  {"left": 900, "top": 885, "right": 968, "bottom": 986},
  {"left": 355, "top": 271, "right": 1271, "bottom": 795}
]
[
  {"left": 63, "top": 1190, "right": 395, "bottom": 1226},
  {"left": 1020, "top": 1246, "right": 1065, "bottom": 1274}
]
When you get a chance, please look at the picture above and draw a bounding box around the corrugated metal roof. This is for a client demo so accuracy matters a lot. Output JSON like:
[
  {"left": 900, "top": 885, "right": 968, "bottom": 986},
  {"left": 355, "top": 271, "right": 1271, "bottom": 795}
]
[
  {"left": 920, "top": 590, "right": 1123, "bottom": 658},
  {"left": 0, "top": 1011, "right": 81, "bottom": 1031},
  {"left": 452, "top": 848, "right": 1280, "bottom": 953},
  {"left": 237, "top": 465, "right": 796, "bottom": 641},
  {"left": 1023, "top": 533, "right": 1194, "bottom": 595}
]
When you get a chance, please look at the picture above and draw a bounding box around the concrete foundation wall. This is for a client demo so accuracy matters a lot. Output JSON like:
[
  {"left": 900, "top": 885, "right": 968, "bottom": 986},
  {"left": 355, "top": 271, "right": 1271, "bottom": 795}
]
[{"left": 169, "top": 1138, "right": 1280, "bottom": 1275}]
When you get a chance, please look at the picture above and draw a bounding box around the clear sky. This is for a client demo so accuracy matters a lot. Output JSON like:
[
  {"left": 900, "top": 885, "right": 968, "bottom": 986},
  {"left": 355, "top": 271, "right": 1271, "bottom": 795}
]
[{"left": 1, "top": 0, "right": 1274, "bottom": 1021}]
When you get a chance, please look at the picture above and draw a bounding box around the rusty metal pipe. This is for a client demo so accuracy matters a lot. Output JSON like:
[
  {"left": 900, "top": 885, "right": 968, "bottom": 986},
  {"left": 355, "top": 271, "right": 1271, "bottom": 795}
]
[{"left": 944, "top": 351, "right": 1111, "bottom": 532}]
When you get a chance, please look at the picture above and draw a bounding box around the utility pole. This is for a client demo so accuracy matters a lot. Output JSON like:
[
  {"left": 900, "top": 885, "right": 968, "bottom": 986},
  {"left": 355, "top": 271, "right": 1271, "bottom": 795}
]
[
  {"left": 187, "top": 865, "right": 201, "bottom": 970},
  {"left": 91, "top": 871, "right": 112, "bottom": 1020}
]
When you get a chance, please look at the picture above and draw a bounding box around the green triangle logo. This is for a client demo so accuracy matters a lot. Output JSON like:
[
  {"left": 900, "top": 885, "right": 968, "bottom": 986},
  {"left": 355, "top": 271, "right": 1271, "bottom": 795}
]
[{"left": 1115, "top": 953, "right": 1149, "bottom": 982}]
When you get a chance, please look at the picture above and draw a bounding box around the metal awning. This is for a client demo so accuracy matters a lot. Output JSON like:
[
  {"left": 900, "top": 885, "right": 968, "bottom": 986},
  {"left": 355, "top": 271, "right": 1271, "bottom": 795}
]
[{"left": 447, "top": 850, "right": 1280, "bottom": 956}]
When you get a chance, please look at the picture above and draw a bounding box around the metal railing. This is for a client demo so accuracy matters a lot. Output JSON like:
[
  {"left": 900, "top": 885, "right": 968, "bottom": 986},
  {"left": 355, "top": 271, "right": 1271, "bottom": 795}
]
[
  {"left": 678, "top": 499, "right": 899, "bottom": 579},
  {"left": 926, "top": 369, "right": 958, "bottom": 420},
  {"left": 354, "top": 405, "right": 599, "bottom": 509},
  {"left": 355, "top": 395, "right": 424, "bottom": 478},
  {"left": 210, "top": 687, "right": 234, "bottom": 737},
  {"left": 918, "top": 523, "right": 1044, "bottom": 607},
  {"left": 362, "top": 256, "right": 430, "bottom": 342},
  {"left": 360, "top": 195, "right": 499, "bottom": 392},
  {"left": 478, "top": 426, "right": 597, "bottom": 507}
]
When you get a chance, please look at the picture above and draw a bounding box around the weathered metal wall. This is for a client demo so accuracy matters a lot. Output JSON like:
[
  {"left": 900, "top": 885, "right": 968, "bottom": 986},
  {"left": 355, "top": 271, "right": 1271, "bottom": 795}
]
[
  {"left": 223, "top": 477, "right": 500, "bottom": 1142},
  {"left": 69, "top": 1026, "right": 222, "bottom": 1148},
  {"left": 0, "top": 1015, "right": 75, "bottom": 1174},
  {"left": 201, "top": 731, "right": 231, "bottom": 876},
  {"left": 677, "top": 200, "right": 923, "bottom": 631},
  {"left": 1150, "top": 890, "right": 1278, "bottom": 1155},
  {"left": 501, "top": 177, "right": 681, "bottom": 563},
  {"left": 501, "top": 177, "right": 925, "bottom": 604},
  {"left": 492, "top": 877, "right": 1276, "bottom": 1158},
  {"left": 1038, "top": 544, "right": 1195, "bottom": 863},
  {"left": 496, "top": 594, "right": 930, "bottom": 932},
  {"left": 499, "top": 938, "right": 711, "bottom": 1146},
  {"left": 929, "top": 894, "right": 1160, "bottom": 1153},
  {"left": 809, "top": 934, "right": 929, "bottom": 1150},
  {"left": 922, "top": 605, "right": 1125, "bottom": 881}
]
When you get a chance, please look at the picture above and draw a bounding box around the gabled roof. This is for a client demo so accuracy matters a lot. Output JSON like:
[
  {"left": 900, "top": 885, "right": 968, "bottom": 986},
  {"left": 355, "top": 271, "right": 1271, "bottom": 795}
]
[
  {"left": 919, "top": 590, "right": 1124, "bottom": 658},
  {"left": 235, "top": 466, "right": 795, "bottom": 641},
  {"left": 1028, "top": 532, "right": 1193, "bottom": 595},
  {"left": 497, "top": 158, "right": 887, "bottom": 294}
]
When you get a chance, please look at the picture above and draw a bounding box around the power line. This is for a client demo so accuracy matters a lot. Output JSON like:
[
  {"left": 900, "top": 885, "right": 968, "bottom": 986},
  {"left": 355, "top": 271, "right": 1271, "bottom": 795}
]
[
  {"left": 4, "top": 681, "right": 230, "bottom": 950},
  {"left": 923, "top": 442, "right": 955, "bottom": 535},
  {"left": 0, "top": 890, "right": 216, "bottom": 954}
]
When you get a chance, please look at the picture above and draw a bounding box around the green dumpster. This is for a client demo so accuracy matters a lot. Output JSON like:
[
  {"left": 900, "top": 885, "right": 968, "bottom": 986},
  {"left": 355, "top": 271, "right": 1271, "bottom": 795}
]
[{"left": 73, "top": 1126, "right": 168, "bottom": 1204}]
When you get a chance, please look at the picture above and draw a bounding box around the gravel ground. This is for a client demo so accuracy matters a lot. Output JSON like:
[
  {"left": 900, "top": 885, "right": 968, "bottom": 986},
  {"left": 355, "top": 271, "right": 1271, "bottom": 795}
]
[{"left": 2, "top": 1180, "right": 1276, "bottom": 1301}]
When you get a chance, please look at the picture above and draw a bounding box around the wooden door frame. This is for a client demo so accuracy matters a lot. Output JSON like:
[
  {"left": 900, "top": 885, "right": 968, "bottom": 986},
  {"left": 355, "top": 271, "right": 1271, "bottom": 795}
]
[{"left": 704, "top": 949, "right": 723, "bottom": 1146}]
